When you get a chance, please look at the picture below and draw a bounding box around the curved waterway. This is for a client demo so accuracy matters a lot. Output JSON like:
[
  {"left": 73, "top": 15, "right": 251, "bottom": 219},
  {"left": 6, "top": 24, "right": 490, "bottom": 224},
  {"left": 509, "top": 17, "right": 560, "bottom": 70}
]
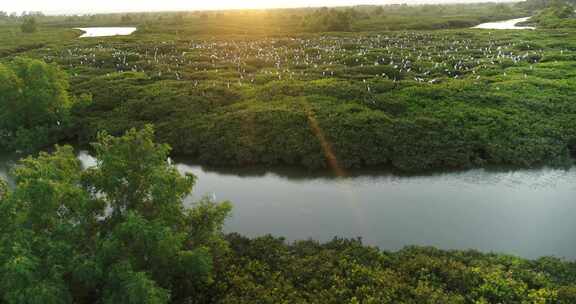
[
  {"left": 473, "top": 17, "right": 535, "bottom": 30},
  {"left": 4, "top": 151, "right": 576, "bottom": 259},
  {"left": 75, "top": 27, "right": 137, "bottom": 38}
]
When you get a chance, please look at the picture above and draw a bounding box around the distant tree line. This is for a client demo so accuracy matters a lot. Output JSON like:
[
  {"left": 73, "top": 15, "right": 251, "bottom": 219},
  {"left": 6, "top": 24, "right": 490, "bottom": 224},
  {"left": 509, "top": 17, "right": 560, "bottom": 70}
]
[
  {"left": 519, "top": 0, "right": 576, "bottom": 10},
  {"left": 524, "top": 0, "right": 576, "bottom": 28},
  {"left": 302, "top": 8, "right": 356, "bottom": 32},
  {"left": 20, "top": 17, "right": 38, "bottom": 33}
]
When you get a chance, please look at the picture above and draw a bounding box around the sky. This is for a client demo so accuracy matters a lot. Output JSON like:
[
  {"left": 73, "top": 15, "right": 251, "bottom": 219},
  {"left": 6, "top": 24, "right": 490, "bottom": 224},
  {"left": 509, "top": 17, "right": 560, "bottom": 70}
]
[{"left": 3, "top": 0, "right": 516, "bottom": 15}]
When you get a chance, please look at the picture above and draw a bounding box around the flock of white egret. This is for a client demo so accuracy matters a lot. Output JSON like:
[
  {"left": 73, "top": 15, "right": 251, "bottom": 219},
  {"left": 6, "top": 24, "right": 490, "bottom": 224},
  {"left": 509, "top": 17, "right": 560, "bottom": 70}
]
[{"left": 38, "top": 31, "right": 558, "bottom": 88}]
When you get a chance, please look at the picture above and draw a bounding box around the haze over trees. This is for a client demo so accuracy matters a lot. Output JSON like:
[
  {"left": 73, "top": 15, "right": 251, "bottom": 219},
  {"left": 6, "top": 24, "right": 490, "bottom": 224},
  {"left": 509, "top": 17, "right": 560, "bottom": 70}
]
[
  {"left": 529, "top": 0, "right": 576, "bottom": 27},
  {"left": 303, "top": 8, "right": 354, "bottom": 32},
  {"left": 20, "top": 17, "right": 38, "bottom": 33}
]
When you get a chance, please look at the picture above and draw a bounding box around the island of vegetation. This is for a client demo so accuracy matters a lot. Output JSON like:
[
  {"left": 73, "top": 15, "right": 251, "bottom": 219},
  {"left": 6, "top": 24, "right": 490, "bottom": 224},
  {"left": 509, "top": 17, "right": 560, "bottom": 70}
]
[
  {"left": 0, "top": 0, "right": 575, "bottom": 172},
  {"left": 0, "top": 0, "right": 576, "bottom": 302}
]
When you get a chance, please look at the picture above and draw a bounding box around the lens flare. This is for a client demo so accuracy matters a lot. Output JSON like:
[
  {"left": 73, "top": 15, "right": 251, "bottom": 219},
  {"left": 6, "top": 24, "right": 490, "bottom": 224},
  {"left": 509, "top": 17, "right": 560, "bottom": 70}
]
[{"left": 302, "top": 102, "right": 347, "bottom": 178}]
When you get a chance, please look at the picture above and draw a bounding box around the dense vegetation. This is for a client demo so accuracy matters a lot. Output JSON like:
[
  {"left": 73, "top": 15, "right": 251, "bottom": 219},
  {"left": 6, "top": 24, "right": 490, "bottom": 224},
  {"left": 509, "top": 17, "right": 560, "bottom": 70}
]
[
  {"left": 1, "top": 4, "right": 576, "bottom": 303},
  {"left": 0, "top": 3, "right": 575, "bottom": 173},
  {"left": 0, "top": 126, "right": 232, "bottom": 303},
  {"left": 1, "top": 128, "right": 576, "bottom": 303},
  {"left": 20, "top": 17, "right": 38, "bottom": 34},
  {"left": 0, "top": 58, "right": 78, "bottom": 153},
  {"left": 528, "top": 1, "right": 576, "bottom": 28},
  {"left": 0, "top": 3, "right": 527, "bottom": 33}
]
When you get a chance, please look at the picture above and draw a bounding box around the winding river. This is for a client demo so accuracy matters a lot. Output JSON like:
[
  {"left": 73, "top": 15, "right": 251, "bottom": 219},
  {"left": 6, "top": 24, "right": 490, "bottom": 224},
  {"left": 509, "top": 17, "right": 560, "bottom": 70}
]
[{"left": 3, "top": 151, "right": 575, "bottom": 259}]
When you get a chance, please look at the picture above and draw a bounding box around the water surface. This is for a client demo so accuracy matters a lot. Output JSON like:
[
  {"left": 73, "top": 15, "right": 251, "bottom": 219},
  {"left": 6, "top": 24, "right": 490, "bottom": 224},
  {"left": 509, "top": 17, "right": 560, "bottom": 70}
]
[
  {"left": 5, "top": 152, "right": 576, "bottom": 259},
  {"left": 178, "top": 163, "right": 576, "bottom": 259},
  {"left": 75, "top": 27, "right": 137, "bottom": 38},
  {"left": 473, "top": 17, "right": 535, "bottom": 30}
]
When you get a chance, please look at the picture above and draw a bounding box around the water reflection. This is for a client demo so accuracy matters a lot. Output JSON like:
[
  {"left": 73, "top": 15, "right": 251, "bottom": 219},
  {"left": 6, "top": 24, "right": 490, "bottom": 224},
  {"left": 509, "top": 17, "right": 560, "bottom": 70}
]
[
  {"left": 2, "top": 151, "right": 575, "bottom": 259},
  {"left": 173, "top": 159, "right": 576, "bottom": 259}
]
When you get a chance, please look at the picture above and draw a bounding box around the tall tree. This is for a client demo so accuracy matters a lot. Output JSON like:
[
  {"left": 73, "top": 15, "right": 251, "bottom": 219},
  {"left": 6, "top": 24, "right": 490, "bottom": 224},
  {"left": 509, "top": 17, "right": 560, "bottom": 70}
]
[
  {"left": 0, "top": 58, "right": 72, "bottom": 152},
  {"left": 20, "top": 17, "right": 38, "bottom": 33},
  {"left": 0, "top": 126, "right": 232, "bottom": 303}
]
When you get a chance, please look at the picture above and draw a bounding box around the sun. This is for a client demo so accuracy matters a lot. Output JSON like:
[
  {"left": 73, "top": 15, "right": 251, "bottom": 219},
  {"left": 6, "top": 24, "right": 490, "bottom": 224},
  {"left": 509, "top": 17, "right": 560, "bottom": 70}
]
[
  {"left": 203, "top": 0, "right": 301, "bottom": 10},
  {"left": 197, "top": 0, "right": 353, "bottom": 10},
  {"left": 5, "top": 0, "right": 359, "bottom": 14}
]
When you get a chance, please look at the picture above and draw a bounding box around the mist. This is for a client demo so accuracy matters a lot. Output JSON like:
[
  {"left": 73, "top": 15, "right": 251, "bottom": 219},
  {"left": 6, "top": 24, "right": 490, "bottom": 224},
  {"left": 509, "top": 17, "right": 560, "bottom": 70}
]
[{"left": 4, "top": 0, "right": 521, "bottom": 15}]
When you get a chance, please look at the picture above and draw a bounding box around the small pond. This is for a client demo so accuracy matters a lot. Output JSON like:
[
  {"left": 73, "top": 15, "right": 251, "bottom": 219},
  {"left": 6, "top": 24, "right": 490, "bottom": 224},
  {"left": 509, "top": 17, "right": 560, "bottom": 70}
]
[
  {"left": 75, "top": 27, "right": 137, "bottom": 38},
  {"left": 473, "top": 17, "right": 535, "bottom": 30}
]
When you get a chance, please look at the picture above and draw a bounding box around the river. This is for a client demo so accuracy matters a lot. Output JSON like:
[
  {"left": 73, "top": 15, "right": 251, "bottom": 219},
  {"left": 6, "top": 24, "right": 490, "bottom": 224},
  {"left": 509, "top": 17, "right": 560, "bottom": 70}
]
[{"left": 3, "top": 151, "right": 575, "bottom": 259}]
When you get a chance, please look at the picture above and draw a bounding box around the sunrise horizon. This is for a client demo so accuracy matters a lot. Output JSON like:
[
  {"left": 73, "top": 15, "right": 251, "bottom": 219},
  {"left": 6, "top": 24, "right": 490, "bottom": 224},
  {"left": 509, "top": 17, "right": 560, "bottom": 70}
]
[{"left": 4, "top": 0, "right": 522, "bottom": 15}]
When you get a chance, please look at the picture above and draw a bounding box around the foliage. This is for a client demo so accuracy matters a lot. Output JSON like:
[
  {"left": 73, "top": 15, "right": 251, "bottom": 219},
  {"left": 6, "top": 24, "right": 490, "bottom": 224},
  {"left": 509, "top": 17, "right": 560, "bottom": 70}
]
[
  {"left": 0, "top": 58, "right": 74, "bottom": 152},
  {"left": 62, "top": 28, "right": 576, "bottom": 172},
  {"left": 1, "top": 130, "right": 576, "bottom": 303},
  {"left": 20, "top": 17, "right": 38, "bottom": 33},
  {"left": 0, "top": 126, "right": 232, "bottom": 303},
  {"left": 0, "top": 5, "right": 575, "bottom": 172},
  {"left": 303, "top": 8, "right": 354, "bottom": 32},
  {"left": 0, "top": 3, "right": 526, "bottom": 36},
  {"left": 0, "top": 5, "right": 575, "bottom": 303},
  {"left": 529, "top": 1, "right": 576, "bottom": 28},
  {"left": 212, "top": 235, "right": 576, "bottom": 304}
]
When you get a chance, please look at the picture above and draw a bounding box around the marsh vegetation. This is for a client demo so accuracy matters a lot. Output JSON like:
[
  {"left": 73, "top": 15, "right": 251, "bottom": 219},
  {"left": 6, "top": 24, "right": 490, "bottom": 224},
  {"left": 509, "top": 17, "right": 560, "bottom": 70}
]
[
  {"left": 1, "top": 2, "right": 575, "bottom": 172},
  {"left": 1, "top": 1, "right": 576, "bottom": 302}
]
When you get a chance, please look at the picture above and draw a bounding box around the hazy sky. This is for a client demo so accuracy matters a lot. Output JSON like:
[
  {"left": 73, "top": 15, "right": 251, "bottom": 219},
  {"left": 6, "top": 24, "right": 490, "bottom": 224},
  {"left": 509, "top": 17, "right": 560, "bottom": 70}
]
[{"left": 3, "top": 0, "right": 514, "bottom": 14}]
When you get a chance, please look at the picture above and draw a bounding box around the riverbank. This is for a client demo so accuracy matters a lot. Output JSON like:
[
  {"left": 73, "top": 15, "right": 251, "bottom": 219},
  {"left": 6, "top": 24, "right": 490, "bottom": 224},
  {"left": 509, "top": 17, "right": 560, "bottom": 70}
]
[{"left": 1, "top": 127, "right": 576, "bottom": 303}]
